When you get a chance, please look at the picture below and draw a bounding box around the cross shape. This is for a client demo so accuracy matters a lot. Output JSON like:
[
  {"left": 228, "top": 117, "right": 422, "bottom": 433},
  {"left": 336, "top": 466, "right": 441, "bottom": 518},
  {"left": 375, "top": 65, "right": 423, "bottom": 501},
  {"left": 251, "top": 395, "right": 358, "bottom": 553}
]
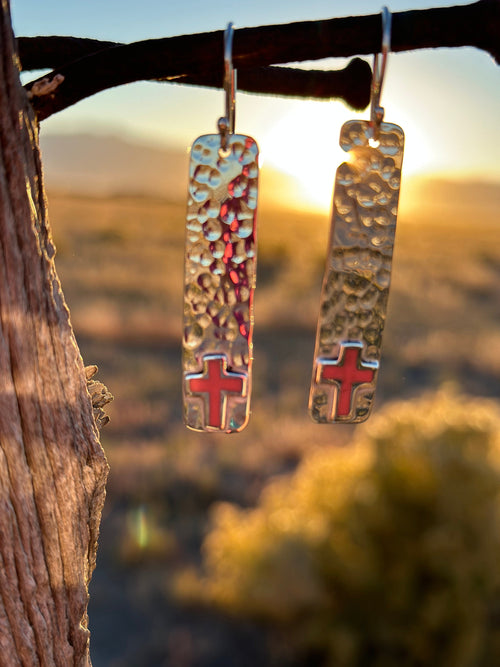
[
  {"left": 186, "top": 354, "right": 247, "bottom": 430},
  {"left": 316, "top": 342, "right": 378, "bottom": 419}
]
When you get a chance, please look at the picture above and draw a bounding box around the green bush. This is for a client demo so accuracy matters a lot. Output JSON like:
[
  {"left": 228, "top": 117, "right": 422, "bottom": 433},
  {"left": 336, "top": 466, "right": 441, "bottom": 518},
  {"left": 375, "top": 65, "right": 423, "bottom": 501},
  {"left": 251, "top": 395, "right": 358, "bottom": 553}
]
[{"left": 199, "top": 388, "right": 500, "bottom": 667}]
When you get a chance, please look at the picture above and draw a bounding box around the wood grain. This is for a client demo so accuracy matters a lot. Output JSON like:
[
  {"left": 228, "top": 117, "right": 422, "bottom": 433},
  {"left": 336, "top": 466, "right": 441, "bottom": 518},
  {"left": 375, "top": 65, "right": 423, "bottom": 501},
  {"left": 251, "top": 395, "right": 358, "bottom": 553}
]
[{"left": 0, "top": 2, "right": 108, "bottom": 664}]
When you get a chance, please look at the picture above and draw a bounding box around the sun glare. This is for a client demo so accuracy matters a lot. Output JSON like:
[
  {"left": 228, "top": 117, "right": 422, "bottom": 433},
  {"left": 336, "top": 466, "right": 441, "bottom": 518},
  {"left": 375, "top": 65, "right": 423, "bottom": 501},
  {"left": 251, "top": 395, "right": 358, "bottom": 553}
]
[
  {"left": 260, "top": 101, "right": 349, "bottom": 213},
  {"left": 259, "top": 99, "right": 440, "bottom": 214},
  {"left": 388, "top": 103, "right": 438, "bottom": 179}
]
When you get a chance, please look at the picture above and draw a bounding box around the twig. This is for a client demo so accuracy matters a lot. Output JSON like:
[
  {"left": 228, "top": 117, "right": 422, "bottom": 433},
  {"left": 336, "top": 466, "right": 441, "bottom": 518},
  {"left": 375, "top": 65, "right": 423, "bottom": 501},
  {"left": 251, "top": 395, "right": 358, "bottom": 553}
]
[
  {"left": 21, "top": 0, "right": 499, "bottom": 121},
  {"left": 177, "top": 61, "right": 372, "bottom": 108},
  {"left": 18, "top": 35, "right": 372, "bottom": 111},
  {"left": 18, "top": 36, "right": 118, "bottom": 69}
]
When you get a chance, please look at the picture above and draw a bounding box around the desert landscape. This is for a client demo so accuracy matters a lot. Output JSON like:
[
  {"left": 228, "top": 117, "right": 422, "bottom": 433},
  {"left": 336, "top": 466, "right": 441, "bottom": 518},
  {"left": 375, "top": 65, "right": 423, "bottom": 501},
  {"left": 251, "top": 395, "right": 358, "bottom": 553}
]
[{"left": 41, "top": 133, "right": 500, "bottom": 666}]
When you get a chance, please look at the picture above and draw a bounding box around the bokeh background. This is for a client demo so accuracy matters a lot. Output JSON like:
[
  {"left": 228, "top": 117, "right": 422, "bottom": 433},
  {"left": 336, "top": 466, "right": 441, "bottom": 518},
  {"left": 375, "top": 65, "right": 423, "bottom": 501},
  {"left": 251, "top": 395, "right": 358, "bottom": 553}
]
[{"left": 12, "top": 1, "right": 500, "bottom": 665}]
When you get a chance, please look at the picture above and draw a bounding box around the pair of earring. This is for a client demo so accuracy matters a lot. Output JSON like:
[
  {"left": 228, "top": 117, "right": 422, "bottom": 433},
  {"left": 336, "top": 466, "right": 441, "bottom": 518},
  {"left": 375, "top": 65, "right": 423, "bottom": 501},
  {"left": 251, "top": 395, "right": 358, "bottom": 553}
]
[{"left": 183, "top": 11, "right": 404, "bottom": 433}]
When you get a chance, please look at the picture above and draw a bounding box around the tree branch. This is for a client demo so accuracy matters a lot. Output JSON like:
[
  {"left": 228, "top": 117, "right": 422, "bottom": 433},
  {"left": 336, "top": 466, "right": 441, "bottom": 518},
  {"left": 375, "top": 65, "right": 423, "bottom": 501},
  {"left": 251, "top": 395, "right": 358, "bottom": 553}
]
[
  {"left": 18, "top": 35, "right": 119, "bottom": 69},
  {"left": 19, "top": 35, "right": 372, "bottom": 111},
  {"left": 21, "top": 0, "right": 499, "bottom": 122}
]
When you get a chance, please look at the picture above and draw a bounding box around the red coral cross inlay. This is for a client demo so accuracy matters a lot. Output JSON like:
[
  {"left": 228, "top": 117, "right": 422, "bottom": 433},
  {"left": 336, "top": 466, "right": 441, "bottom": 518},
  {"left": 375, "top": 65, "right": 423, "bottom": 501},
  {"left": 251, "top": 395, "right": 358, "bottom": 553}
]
[
  {"left": 186, "top": 354, "right": 247, "bottom": 429},
  {"left": 316, "top": 343, "right": 378, "bottom": 418}
]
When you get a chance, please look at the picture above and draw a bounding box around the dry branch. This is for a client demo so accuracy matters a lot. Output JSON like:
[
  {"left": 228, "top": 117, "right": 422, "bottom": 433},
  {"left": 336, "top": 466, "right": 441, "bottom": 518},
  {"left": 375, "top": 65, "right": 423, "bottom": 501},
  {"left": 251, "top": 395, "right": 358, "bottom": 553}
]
[
  {"left": 20, "top": 0, "right": 500, "bottom": 121},
  {"left": 19, "top": 35, "right": 372, "bottom": 110}
]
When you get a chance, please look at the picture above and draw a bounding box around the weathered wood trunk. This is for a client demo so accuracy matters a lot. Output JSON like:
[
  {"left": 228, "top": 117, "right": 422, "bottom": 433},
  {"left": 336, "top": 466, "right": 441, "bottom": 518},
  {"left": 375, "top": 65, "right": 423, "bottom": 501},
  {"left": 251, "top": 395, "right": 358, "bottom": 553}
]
[{"left": 0, "top": 3, "right": 109, "bottom": 665}]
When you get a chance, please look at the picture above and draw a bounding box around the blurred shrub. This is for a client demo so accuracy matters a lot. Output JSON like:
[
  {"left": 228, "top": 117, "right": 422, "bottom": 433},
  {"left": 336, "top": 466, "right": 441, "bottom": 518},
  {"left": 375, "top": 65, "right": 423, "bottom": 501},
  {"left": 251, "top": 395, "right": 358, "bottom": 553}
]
[{"left": 196, "top": 388, "right": 500, "bottom": 667}]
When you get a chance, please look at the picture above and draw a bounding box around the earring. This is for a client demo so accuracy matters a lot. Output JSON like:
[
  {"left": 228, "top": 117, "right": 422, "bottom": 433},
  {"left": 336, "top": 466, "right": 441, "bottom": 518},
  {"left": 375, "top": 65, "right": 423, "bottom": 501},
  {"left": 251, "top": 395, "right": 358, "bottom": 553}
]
[
  {"left": 309, "top": 7, "right": 404, "bottom": 423},
  {"left": 183, "top": 23, "right": 259, "bottom": 433}
]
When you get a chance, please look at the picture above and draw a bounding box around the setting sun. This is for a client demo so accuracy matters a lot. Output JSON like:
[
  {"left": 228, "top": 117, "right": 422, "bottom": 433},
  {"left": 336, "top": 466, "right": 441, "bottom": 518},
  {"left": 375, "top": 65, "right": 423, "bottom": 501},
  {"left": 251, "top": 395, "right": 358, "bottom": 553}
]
[
  {"left": 260, "top": 101, "right": 344, "bottom": 212},
  {"left": 259, "top": 98, "right": 441, "bottom": 214}
]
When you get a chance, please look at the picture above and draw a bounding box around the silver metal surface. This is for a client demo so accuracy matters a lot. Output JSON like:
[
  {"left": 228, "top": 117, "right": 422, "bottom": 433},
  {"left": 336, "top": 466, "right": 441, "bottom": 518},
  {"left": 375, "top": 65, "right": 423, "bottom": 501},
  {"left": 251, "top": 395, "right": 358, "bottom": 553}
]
[
  {"left": 370, "top": 7, "right": 392, "bottom": 140},
  {"left": 183, "top": 133, "right": 259, "bottom": 432},
  {"left": 218, "top": 23, "right": 236, "bottom": 151},
  {"left": 223, "top": 22, "right": 236, "bottom": 135},
  {"left": 309, "top": 119, "right": 404, "bottom": 423}
]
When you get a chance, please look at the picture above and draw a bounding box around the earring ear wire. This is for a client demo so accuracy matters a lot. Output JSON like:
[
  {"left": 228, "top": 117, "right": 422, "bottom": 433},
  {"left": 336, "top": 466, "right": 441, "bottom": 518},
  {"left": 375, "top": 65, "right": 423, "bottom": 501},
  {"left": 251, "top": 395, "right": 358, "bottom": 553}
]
[
  {"left": 218, "top": 22, "right": 236, "bottom": 153},
  {"left": 370, "top": 6, "right": 391, "bottom": 142}
]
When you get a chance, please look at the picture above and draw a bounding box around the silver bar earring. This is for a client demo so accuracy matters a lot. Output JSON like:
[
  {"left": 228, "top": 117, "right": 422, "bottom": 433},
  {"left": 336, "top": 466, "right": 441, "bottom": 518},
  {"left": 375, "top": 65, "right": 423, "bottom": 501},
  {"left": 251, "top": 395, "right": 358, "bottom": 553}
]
[
  {"left": 309, "top": 7, "right": 404, "bottom": 423},
  {"left": 183, "top": 23, "right": 259, "bottom": 433}
]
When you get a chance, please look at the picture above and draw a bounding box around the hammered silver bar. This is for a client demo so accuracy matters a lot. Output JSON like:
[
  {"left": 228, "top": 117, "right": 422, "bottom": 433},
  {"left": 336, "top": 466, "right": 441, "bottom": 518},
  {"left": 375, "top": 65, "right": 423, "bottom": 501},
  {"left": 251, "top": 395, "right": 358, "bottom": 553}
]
[
  {"left": 183, "top": 133, "right": 259, "bottom": 433},
  {"left": 309, "top": 120, "right": 404, "bottom": 423}
]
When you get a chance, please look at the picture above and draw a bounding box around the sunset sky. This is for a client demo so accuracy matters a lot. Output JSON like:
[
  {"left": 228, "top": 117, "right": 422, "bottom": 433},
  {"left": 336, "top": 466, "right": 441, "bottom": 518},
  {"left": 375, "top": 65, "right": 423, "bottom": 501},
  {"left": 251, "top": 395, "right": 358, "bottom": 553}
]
[{"left": 11, "top": 0, "right": 500, "bottom": 211}]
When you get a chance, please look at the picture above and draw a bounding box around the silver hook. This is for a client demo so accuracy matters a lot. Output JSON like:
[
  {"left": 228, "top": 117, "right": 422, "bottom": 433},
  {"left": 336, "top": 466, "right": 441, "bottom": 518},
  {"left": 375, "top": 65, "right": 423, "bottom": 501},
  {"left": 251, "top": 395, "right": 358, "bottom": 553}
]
[
  {"left": 370, "top": 7, "right": 391, "bottom": 141},
  {"left": 218, "top": 22, "right": 236, "bottom": 152}
]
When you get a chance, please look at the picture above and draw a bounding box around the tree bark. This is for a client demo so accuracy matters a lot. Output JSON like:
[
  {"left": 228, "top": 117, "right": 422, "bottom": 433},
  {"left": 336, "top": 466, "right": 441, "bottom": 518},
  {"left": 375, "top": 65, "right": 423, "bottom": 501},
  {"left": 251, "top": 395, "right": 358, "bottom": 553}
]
[{"left": 0, "top": 2, "right": 108, "bottom": 665}]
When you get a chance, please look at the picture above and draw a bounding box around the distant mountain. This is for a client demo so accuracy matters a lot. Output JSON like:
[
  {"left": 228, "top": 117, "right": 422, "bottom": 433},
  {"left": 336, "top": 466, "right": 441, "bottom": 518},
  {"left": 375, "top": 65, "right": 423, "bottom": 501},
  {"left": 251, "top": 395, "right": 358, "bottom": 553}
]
[
  {"left": 403, "top": 176, "right": 500, "bottom": 226},
  {"left": 38, "top": 132, "right": 311, "bottom": 210},
  {"left": 39, "top": 133, "right": 190, "bottom": 200},
  {"left": 39, "top": 133, "right": 500, "bottom": 222}
]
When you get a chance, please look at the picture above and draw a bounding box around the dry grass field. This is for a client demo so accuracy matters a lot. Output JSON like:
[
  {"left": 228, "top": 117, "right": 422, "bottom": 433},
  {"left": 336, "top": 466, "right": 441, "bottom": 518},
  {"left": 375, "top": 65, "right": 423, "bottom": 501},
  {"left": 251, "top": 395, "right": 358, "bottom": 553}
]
[{"left": 45, "top": 176, "right": 500, "bottom": 666}]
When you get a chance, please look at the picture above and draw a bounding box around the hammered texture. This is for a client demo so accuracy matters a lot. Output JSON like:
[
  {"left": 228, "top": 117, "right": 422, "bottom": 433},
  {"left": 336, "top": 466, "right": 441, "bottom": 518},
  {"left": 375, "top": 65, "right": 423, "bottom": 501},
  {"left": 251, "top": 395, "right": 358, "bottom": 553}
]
[
  {"left": 310, "top": 120, "right": 404, "bottom": 423},
  {"left": 183, "top": 133, "right": 259, "bottom": 432}
]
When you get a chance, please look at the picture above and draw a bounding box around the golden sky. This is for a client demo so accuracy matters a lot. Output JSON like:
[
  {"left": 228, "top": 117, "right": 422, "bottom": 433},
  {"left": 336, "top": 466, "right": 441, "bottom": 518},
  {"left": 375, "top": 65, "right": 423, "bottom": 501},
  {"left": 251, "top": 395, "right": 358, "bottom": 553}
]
[{"left": 13, "top": 0, "right": 500, "bottom": 213}]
